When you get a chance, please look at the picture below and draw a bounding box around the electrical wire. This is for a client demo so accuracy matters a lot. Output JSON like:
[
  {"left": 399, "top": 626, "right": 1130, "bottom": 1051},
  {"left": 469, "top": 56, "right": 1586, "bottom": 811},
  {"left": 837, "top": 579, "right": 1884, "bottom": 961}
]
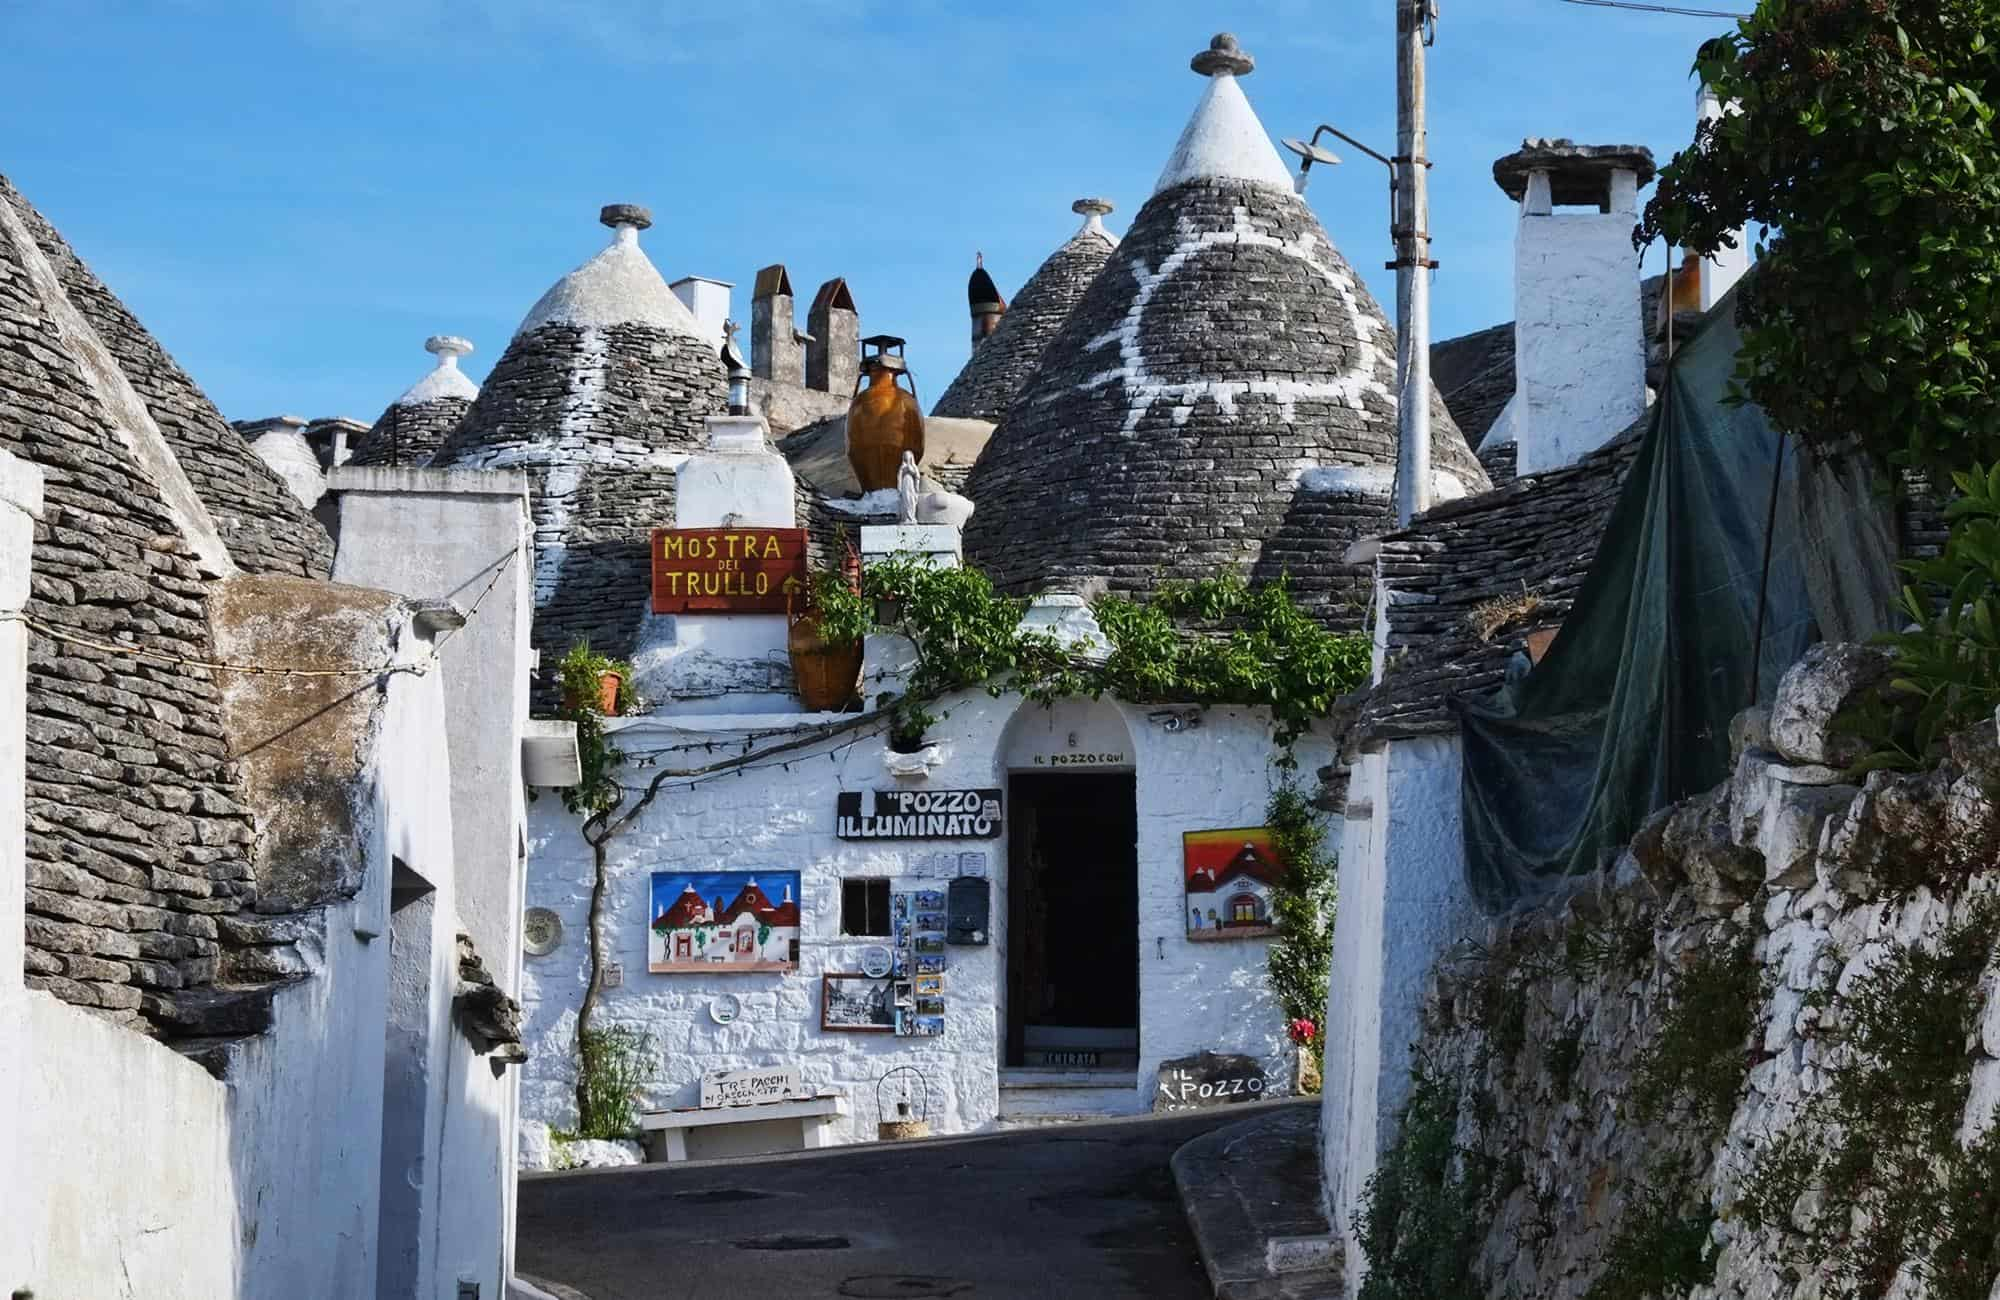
[
  {"left": 5, "top": 547, "right": 517, "bottom": 679},
  {"left": 1558, "top": 0, "right": 1749, "bottom": 17}
]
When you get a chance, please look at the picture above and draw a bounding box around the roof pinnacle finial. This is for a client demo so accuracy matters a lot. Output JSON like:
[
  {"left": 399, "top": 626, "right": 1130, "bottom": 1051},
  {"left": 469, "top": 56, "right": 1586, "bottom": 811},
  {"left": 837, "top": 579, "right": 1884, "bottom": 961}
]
[
  {"left": 598, "top": 203, "right": 652, "bottom": 246},
  {"left": 424, "top": 335, "right": 473, "bottom": 368},
  {"left": 1191, "top": 32, "right": 1254, "bottom": 77},
  {"left": 1072, "top": 197, "right": 1115, "bottom": 238}
]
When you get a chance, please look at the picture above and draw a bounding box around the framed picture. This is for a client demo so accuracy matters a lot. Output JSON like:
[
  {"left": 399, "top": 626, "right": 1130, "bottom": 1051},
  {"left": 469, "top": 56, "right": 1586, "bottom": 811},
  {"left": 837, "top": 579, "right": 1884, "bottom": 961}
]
[
  {"left": 650, "top": 870, "right": 802, "bottom": 973},
  {"left": 913, "top": 973, "right": 942, "bottom": 996},
  {"left": 820, "top": 974, "right": 896, "bottom": 1032},
  {"left": 1183, "top": 828, "right": 1283, "bottom": 941},
  {"left": 914, "top": 955, "right": 946, "bottom": 975}
]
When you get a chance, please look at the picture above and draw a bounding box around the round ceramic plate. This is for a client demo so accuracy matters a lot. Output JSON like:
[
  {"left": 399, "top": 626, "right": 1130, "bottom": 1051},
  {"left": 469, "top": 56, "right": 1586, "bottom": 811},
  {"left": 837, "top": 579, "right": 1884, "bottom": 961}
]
[
  {"left": 523, "top": 907, "right": 562, "bottom": 957},
  {"left": 860, "top": 945, "right": 894, "bottom": 978},
  {"left": 709, "top": 993, "right": 742, "bottom": 1025}
]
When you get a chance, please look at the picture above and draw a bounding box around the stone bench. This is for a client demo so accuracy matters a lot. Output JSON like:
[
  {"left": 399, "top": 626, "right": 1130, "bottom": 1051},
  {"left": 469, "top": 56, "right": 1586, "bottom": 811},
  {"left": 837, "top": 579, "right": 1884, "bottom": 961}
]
[{"left": 638, "top": 1093, "right": 847, "bottom": 1163}]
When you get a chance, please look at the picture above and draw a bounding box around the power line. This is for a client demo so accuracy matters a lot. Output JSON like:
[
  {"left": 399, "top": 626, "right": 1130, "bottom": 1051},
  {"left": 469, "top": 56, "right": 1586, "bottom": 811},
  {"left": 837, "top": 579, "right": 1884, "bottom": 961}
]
[{"left": 1559, "top": 0, "right": 1749, "bottom": 17}]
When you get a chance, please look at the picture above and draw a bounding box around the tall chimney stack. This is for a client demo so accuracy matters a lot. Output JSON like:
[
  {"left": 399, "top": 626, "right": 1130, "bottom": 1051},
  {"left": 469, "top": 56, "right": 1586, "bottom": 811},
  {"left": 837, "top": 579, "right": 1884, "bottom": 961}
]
[
  {"left": 751, "top": 265, "right": 805, "bottom": 386},
  {"left": 807, "top": 278, "right": 860, "bottom": 395},
  {"left": 967, "top": 253, "right": 1005, "bottom": 349},
  {"left": 1496, "top": 139, "right": 1655, "bottom": 477}
]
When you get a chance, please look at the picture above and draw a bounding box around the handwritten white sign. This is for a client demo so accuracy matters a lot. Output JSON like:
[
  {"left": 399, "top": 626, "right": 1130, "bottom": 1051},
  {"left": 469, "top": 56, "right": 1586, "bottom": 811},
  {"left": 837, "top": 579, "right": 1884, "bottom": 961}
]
[{"left": 700, "top": 1065, "right": 802, "bottom": 1110}]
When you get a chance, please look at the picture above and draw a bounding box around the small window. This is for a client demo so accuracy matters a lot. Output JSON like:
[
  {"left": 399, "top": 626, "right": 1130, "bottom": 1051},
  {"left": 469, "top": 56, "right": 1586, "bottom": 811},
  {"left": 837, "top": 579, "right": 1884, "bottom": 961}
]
[{"left": 841, "top": 879, "right": 892, "bottom": 936}]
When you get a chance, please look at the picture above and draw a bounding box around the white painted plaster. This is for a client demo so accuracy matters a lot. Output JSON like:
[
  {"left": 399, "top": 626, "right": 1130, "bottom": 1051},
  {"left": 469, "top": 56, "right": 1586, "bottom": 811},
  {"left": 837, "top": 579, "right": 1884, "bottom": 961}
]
[
  {"left": 1295, "top": 464, "right": 1471, "bottom": 503},
  {"left": 675, "top": 415, "right": 795, "bottom": 529},
  {"left": 517, "top": 694, "right": 1329, "bottom": 1150},
  {"left": 1319, "top": 735, "right": 1481, "bottom": 1284},
  {"left": 1154, "top": 72, "right": 1295, "bottom": 195},
  {"left": 1512, "top": 174, "right": 1647, "bottom": 477},
  {"left": 0, "top": 450, "right": 43, "bottom": 1297},
  {"left": 330, "top": 467, "right": 534, "bottom": 1288},
  {"left": 1696, "top": 86, "right": 1753, "bottom": 309},
  {"left": 250, "top": 424, "right": 329, "bottom": 509},
  {"left": 397, "top": 336, "right": 481, "bottom": 406},
  {"left": 516, "top": 223, "right": 706, "bottom": 340},
  {"left": 669, "top": 275, "right": 734, "bottom": 351}
]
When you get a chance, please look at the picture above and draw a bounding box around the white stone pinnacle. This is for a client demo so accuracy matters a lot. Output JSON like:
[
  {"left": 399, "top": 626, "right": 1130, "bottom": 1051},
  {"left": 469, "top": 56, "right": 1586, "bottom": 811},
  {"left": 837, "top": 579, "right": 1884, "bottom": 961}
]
[
  {"left": 395, "top": 335, "right": 480, "bottom": 406},
  {"left": 1153, "top": 72, "right": 1295, "bottom": 196},
  {"left": 514, "top": 210, "right": 708, "bottom": 341}
]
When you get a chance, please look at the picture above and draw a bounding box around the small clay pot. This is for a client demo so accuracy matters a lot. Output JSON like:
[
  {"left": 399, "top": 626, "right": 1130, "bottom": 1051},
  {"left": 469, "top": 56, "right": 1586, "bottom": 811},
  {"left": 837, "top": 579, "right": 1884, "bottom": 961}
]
[{"left": 596, "top": 671, "right": 623, "bottom": 715}]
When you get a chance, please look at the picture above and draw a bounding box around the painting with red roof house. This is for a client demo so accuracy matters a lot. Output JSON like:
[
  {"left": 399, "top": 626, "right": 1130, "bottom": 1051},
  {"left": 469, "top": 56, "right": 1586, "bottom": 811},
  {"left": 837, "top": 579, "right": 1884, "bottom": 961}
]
[
  {"left": 649, "top": 870, "right": 803, "bottom": 973},
  {"left": 1183, "top": 828, "right": 1282, "bottom": 941}
]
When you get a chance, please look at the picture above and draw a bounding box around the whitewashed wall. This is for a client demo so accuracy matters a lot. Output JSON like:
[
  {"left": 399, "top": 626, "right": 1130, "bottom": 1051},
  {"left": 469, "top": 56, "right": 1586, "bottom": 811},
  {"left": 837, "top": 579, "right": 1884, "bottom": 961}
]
[
  {"left": 519, "top": 694, "right": 1328, "bottom": 1147},
  {"left": 1321, "top": 734, "right": 1482, "bottom": 1283}
]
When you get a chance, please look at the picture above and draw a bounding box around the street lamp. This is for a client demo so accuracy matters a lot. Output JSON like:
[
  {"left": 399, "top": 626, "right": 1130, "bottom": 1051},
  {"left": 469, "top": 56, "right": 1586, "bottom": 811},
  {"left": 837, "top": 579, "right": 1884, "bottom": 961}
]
[{"left": 1286, "top": 119, "right": 1435, "bottom": 525}]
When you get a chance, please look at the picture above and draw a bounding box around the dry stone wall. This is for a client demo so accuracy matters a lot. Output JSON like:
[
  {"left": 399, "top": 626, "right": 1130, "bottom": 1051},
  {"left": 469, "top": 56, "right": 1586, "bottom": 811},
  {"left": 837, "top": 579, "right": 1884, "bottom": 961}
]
[
  {"left": 1362, "top": 646, "right": 2000, "bottom": 1300},
  {"left": 347, "top": 395, "right": 471, "bottom": 469}
]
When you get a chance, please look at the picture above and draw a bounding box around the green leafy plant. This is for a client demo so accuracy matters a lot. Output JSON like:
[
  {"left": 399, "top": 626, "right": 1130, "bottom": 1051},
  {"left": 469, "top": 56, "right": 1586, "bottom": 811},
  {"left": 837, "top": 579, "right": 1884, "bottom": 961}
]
[
  {"left": 1265, "top": 782, "right": 1337, "bottom": 1086},
  {"left": 1582, "top": 1155, "right": 1718, "bottom": 1300},
  {"left": 1630, "top": 931, "right": 1761, "bottom": 1130},
  {"left": 1641, "top": 2, "right": 2000, "bottom": 480},
  {"left": 1354, "top": 1064, "right": 1508, "bottom": 1300},
  {"left": 1861, "top": 463, "right": 2000, "bottom": 766},
  {"left": 1739, "top": 896, "right": 2000, "bottom": 1300},
  {"left": 785, "top": 565, "right": 872, "bottom": 648},
  {"left": 573, "top": 1023, "right": 654, "bottom": 1140},
  {"left": 556, "top": 640, "right": 635, "bottom": 816}
]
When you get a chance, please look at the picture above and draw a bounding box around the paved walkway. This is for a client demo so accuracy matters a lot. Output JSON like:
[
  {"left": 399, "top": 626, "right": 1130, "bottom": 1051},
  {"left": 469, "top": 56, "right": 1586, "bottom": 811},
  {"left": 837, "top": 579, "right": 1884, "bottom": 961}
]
[{"left": 518, "top": 1107, "right": 1274, "bottom": 1299}]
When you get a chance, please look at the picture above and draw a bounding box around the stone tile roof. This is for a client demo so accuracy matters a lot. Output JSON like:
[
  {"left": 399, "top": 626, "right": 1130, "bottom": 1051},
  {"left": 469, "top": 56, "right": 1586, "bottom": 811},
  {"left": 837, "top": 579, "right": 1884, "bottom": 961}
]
[
  {"left": 960, "top": 36, "right": 1488, "bottom": 615},
  {"left": 931, "top": 205, "right": 1118, "bottom": 422},
  {"left": 3, "top": 178, "right": 334, "bottom": 580},
  {"left": 1430, "top": 323, "right": 1514, "bottom": 451},
  {"left": 347, "top": 396, "right": 471, "bottom": 469},
  {"left": 0, "top": 176, "right": 265, "bottom": 1028},
  {"left": 1346, "top": 426, "right": 1644, "bottom": 747},
  {"left": 429, "top": 211, "right": 727, "bottom": 695}
]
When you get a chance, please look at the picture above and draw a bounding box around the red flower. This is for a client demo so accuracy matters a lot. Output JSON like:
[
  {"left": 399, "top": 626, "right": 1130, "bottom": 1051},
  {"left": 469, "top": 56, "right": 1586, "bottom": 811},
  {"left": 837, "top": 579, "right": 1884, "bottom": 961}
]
[{"left": 1289, "top": 1018, "right": 1319, "bottom": 1045}]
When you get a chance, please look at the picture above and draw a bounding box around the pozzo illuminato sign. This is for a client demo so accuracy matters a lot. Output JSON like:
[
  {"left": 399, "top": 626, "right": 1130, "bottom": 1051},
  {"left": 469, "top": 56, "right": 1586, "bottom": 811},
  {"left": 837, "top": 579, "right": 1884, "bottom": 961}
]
[{"left": 835, "top": 789, "right": 1003, "bottom": 840}]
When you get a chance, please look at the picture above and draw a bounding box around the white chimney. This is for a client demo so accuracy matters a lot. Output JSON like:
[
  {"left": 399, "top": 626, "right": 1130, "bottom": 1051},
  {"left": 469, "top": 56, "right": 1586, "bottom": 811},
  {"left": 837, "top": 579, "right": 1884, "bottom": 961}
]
[
  {"left": 1695, "top": 86, "right": 1752, "bottom": 309},
  {"left": 1499, "top": 139, "right": 1655, "bottom": 477},
  {"left": 671, "top": 275, "right": 734, "bottom": 352}
]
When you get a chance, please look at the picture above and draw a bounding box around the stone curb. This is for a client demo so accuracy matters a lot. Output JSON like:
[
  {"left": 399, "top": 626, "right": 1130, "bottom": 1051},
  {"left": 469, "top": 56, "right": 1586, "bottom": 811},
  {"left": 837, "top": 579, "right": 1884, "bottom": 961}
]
[{"left": 1169, "top": 1099, "right": 1344, "bottom": 1299}]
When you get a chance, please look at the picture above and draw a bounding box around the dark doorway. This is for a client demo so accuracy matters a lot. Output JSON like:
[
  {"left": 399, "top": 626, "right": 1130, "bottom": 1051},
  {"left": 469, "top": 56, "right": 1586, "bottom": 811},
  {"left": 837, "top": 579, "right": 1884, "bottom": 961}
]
[{"left": 1005, "top": 772, "right": 1139, "bottom": 1069}]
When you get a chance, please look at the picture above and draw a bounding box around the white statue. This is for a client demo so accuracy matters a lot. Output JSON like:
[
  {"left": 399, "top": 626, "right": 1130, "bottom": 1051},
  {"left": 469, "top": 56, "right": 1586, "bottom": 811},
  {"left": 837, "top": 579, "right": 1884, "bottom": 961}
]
[{"left": 896, "top": 450, "right": 921, "bottom": 525}]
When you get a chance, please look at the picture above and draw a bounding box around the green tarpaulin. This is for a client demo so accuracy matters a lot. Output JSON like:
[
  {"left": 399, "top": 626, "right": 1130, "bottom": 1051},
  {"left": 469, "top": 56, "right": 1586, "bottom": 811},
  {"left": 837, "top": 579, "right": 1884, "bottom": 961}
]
[{"left": 1457, "top": 295, "right": 1898, "bottom": 908}]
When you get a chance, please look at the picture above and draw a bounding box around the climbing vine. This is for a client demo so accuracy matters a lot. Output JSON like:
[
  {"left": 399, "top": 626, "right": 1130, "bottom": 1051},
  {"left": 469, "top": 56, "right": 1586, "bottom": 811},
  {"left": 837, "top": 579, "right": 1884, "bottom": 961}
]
[
  {"left": 857, "top": 555, "right": 1373, "bottom": 765},
  {"left": 1265, "top": 782, "right": 1337, "bottom": 1085}
]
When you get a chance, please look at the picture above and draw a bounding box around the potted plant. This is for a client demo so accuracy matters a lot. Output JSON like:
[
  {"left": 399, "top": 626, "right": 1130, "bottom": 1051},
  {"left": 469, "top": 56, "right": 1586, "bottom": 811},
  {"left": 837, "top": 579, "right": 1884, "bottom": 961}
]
[
  {"left": 558, "top": 641, "right": 632, "bottom": 717},
  {"left": 784, "top": 567, "right": 869, "bottom": 712}
]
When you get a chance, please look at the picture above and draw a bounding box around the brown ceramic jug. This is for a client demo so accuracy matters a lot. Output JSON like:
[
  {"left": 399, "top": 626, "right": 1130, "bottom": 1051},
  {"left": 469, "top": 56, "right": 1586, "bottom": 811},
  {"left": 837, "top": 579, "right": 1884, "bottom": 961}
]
[{"left": 845, "top": 337, "right": 925, "bottom": 492}]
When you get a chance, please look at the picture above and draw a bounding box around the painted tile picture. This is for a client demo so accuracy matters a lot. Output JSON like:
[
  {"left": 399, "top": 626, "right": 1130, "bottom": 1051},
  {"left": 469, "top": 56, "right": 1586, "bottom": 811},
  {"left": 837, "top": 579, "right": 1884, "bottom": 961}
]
[
  {"left": 649, "top": 870, "right": 802, "bottom": 973},
  {"left": 821, "top": 974, "right": 895, "bottom": 1032},
  {"left": 1183, "top": 827, "right": 1282, "bottom": 940}
]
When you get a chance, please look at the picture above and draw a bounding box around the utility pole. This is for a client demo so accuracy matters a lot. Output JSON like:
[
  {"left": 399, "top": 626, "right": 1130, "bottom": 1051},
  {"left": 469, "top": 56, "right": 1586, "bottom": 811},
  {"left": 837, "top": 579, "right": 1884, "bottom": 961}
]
[{"left": 1394, "top": 0, "right": 1435, "bottom": 526}]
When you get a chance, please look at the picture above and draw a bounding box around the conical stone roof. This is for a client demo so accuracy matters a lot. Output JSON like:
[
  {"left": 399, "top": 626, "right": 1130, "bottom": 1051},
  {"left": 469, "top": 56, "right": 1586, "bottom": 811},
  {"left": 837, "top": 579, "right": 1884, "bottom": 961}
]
[
  {"left": 3, "top": 178, "right": 333, "bottom": 579},
  {"left": 348, "top": 335, "right": 479, "bottom": 469},
  {"left": 932, "top": 198, "right": 1119, "bottom": 422},
  {"left": 430, "top": 205, "right": 726, "bottom": 678},
  {"left": 961, "top": 36, "right": 1488, "bottom": 611},
  {"left": 0, "top": 174, "right": 267, "bottom": 1026}
]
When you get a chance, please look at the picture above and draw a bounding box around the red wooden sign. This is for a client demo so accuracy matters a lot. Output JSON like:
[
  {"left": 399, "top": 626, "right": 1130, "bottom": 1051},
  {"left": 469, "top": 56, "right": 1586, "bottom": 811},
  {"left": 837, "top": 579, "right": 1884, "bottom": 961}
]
[{"left": 650, "top": 527, "right": 808, "bottom": 614}]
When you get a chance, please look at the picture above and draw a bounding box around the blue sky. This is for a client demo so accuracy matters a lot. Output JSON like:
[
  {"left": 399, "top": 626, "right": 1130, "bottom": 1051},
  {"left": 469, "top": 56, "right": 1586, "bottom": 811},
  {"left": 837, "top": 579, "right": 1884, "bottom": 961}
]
[{"left": 1, "top": 1, "right": 1735, "bottom": 423}]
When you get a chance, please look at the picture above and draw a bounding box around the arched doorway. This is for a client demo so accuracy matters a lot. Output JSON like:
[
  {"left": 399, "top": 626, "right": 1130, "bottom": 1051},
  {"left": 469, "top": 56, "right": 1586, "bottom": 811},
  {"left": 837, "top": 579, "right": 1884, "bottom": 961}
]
[{"left": 999, "top": 698, "right": 1138, "bottom": 1071}]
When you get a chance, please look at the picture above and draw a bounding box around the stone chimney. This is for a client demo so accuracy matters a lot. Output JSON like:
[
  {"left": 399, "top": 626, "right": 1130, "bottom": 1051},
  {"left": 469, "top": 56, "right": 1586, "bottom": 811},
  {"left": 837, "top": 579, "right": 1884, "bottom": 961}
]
[
  {"left": 1496, "top": 139, "right": 1655, "bottom": 477},
  {"left": 751, "top": 264, "right": 805, "bottom": 386},
  {"left": 807, "top": 277, "right": 860, "bottom": 395},
  {"left": 968, "top": 254, "right": 1005, "bottom": 349},
  {"left": 670, "top": 275, "right": 733, "bottom": 351},
  {"left": 1695, "top": 84, "right": 1751, "bottom": 310}
]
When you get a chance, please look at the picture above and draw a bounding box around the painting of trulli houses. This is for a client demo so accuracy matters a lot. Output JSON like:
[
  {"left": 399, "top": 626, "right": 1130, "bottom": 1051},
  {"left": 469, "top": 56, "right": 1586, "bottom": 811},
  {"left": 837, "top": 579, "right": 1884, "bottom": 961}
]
[
  {"left": 1182, "top": 829, "right": 1283, "bottom": 941},
  {"left": 648, "top": 871, "right": 802, "bottom": 973}
]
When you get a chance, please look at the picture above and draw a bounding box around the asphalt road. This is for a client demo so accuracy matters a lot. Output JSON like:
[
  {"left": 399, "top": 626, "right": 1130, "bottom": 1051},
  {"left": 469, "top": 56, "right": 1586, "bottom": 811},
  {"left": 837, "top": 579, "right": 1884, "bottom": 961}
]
[{"left": 517, "top": 1107, "right": 1263, "bottom": 1300}]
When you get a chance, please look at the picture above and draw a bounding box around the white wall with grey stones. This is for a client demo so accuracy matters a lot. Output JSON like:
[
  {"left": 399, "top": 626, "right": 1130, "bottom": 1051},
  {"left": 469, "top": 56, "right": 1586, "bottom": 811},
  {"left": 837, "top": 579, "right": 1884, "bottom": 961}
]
[{"left": 518, "top": 693, "right": 1327, "bottom": 1150}]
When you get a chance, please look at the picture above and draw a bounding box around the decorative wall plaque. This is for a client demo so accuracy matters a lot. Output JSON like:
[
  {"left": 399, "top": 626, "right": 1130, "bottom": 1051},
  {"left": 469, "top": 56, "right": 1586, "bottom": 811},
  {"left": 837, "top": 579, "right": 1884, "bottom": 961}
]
[
  {"left": 650, "top": 527, "right": 808, "bottom": 614},
  {"left": 523, "top": 907, "right": 563, "bottom": 956},
  {"left": 835, "top": 789, "right": 1003, "bottom": 840},
  {"left": 709, "top": 993, "right": 742, "bottom": 1025},
  {"left": 859, "top": 945, "right": 894, "bottom": 978}
]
